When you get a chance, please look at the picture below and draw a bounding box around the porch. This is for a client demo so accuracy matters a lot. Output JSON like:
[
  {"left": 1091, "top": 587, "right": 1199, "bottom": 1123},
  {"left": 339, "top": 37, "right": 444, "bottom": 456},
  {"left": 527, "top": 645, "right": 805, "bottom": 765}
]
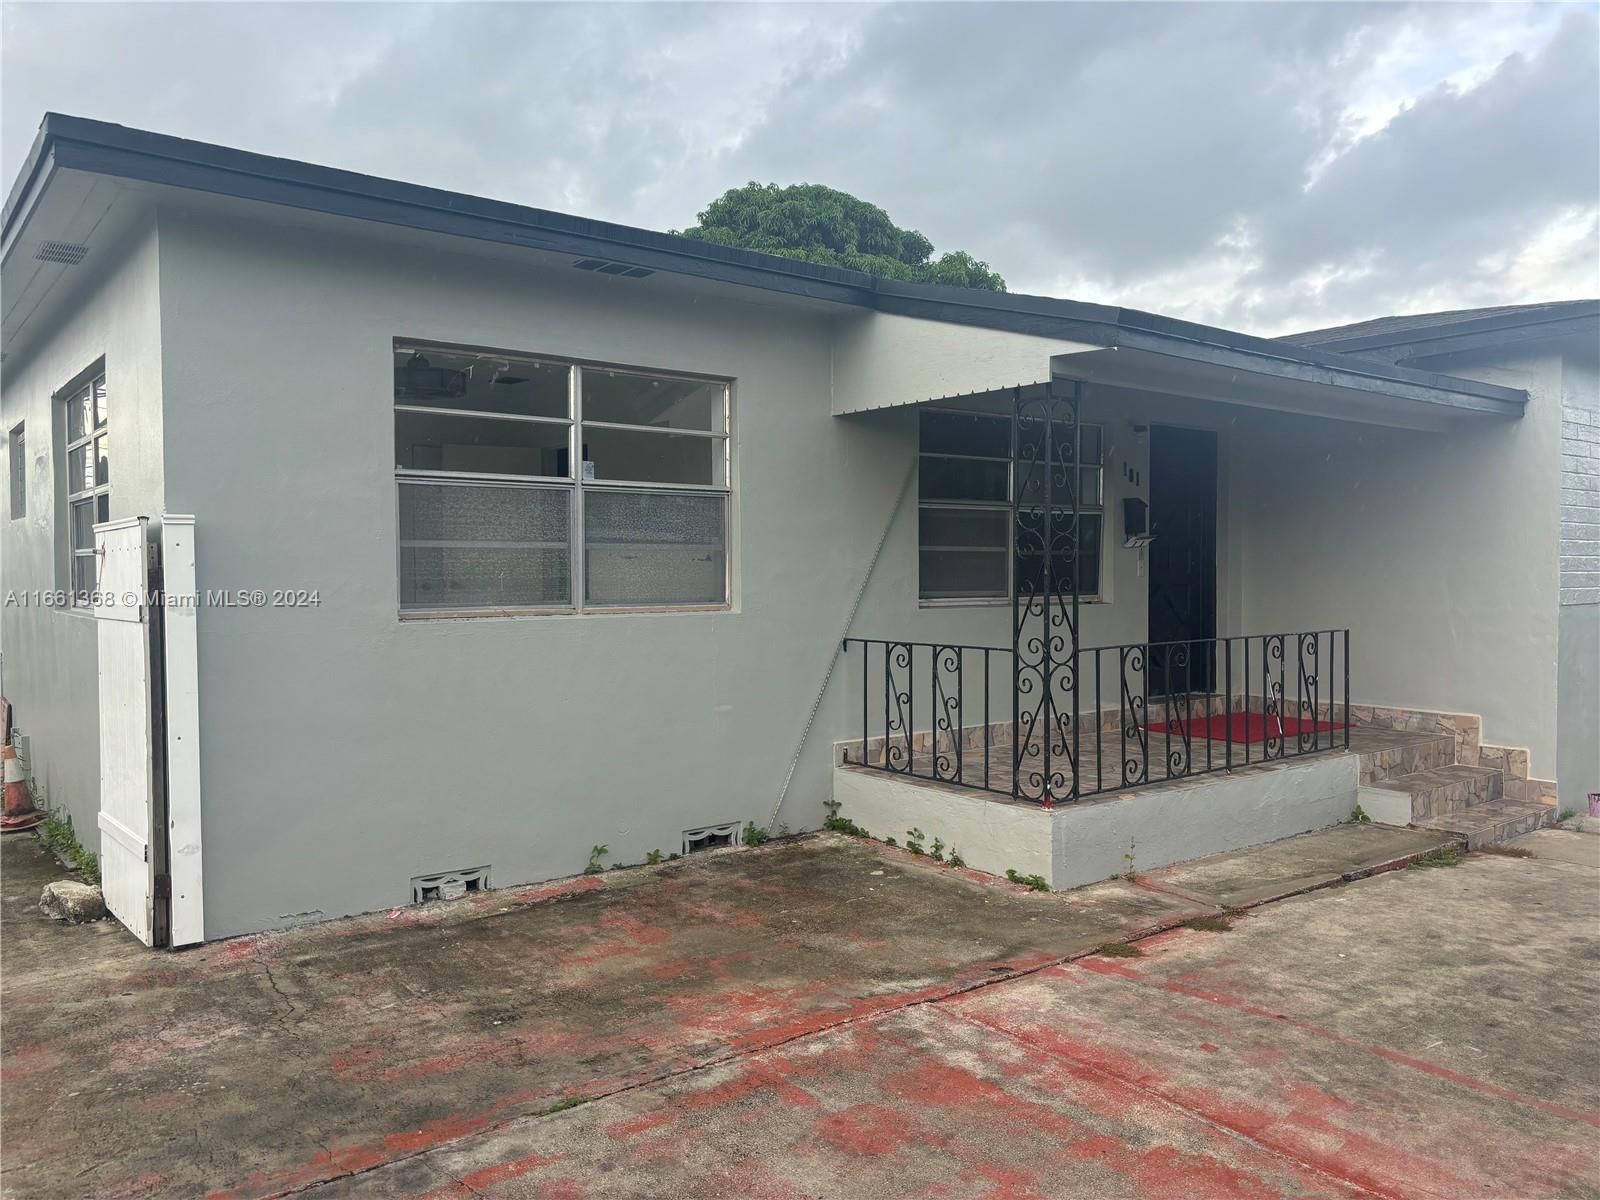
[{"left": 825, "top": 327, "right": 1554, "bottom": 886}]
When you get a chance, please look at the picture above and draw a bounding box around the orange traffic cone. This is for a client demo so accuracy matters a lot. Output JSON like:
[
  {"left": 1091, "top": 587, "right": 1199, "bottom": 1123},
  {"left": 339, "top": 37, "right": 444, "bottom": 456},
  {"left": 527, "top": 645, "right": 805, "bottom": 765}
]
[{"left": 1, "top": 742, "right": 42, "bottom": 832}]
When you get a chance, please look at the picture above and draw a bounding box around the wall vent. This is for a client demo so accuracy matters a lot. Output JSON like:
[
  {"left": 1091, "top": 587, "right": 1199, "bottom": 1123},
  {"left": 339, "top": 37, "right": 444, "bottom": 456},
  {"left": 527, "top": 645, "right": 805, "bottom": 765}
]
[
  {"left": 411, "top": 866, "right": 490, "bottom": 904},
  {"left": 682, "top": 822, "right": 740, "bottom": 855},
  {"left": 571, "top": 257, "right": 654, "bottom": 279},
  {"left": 36, "top": 241, "right": 89, "bottom": 266}
]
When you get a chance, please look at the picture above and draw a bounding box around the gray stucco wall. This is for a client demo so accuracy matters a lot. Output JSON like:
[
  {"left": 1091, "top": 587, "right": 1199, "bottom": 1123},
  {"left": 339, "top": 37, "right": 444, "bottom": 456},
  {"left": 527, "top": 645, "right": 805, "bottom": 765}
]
[
  {"left": 1233, "top": 348, "right": 1564, "bottom": 777},
  {"left": 1558, "top": 347, "right": 1599, "bottom": 806},
  {"left": 0, "top": 217, "right": 166, "bottom": 844},
  {"left": 152, "top": 210, "right": 1204, "bottom": 938}
]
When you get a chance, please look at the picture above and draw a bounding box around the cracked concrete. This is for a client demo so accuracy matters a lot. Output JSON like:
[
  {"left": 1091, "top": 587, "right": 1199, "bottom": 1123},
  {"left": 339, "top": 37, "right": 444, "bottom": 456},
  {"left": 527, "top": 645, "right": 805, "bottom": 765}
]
[{"left": 3, "top": 825, "right": 1596, "bottom": 1199}]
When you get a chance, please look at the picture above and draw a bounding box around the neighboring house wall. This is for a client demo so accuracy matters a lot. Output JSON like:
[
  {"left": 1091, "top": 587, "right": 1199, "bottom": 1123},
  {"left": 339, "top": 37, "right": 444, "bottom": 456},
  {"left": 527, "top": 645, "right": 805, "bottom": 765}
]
[
  {"left": 1558, "top": 348, "right": 1599, "bottom": 805},
  {"left": 0, "top": 216, "right": 166, "bottom": 841},
  {"left": 1234, "top": 345, "right": 1563, "bottom": 776}
]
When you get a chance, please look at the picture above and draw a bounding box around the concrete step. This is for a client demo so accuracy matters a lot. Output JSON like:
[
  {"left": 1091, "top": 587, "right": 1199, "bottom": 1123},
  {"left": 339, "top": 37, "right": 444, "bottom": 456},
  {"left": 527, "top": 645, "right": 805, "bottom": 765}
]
[
  {"left": 1356, "top": 731, "right": 1457, "bottom": 785},
  {"left": 1367, "top": 763, "right": 1504, "bottom": 821},
  {"left": 1414, "top": 800, "right": 1559, "bottom": 849}
]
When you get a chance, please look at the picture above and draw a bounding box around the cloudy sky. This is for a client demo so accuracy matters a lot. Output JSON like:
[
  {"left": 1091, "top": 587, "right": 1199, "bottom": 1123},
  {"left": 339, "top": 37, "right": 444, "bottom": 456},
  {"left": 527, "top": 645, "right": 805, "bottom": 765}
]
[{"left": 3, "top": 2, "right": 1595, "bottom": 334}]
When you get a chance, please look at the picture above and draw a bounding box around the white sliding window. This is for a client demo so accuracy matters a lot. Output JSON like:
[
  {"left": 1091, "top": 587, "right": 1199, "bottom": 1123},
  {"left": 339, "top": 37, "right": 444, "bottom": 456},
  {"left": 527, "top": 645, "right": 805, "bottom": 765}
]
[{"left": 395, "top": 343, "right": 731, "bottom": 615}]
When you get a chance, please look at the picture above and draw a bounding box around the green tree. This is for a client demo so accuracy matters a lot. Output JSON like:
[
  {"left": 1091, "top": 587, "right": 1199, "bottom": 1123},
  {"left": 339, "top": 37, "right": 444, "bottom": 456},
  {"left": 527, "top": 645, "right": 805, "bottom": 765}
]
[{"left": 676, "top": 182, "right": 1005, "bottom": 291}]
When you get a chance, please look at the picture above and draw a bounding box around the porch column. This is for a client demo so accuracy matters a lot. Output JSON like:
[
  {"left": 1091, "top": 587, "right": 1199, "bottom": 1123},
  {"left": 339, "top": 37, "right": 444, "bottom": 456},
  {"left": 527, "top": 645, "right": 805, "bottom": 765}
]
[{"left": 1012, "top": 379, "right": 1082, "bottom": 803}]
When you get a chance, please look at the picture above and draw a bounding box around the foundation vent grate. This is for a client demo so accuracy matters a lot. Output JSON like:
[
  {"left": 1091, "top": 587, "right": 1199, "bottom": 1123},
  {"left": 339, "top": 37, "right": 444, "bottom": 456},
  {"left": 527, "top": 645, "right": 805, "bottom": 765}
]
[
  {"left": 36, "top": 241, "right": 89, "bottom": 266},
  {"left": 682, "top": 822, "right": 740, "bottom": 855},
  {"left": 411, "top": 866, "right": 490, "bottom": 904}
]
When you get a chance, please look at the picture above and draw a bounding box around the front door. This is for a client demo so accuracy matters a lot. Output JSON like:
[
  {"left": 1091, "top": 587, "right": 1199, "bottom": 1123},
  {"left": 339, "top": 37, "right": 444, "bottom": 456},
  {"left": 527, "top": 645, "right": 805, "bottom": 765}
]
[{"left": 1147, "top": 426, "right": 1217, "bottom": 694}]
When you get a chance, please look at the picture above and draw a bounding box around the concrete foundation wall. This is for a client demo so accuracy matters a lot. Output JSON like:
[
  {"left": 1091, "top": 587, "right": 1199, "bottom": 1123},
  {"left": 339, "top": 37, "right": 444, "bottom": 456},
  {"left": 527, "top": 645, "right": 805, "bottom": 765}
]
[
  {"left": 833, "top": 753, "right": 1360, "bottom": 892},
  {"left": 831, "top": 767, "right": 1051, "bottom": 883},
  {"left": 1047, "top": 755, "right": 1360, "bottom": 890},
  {"left": 0, "top": 217, "right": 166, "bottom": 844}
]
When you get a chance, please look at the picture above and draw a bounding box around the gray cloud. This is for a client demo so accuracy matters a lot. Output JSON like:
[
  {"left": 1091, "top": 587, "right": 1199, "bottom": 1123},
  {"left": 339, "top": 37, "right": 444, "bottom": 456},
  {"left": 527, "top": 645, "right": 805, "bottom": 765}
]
[{"left": 3, "top": 1, "right": 1594, "bottom": 334}]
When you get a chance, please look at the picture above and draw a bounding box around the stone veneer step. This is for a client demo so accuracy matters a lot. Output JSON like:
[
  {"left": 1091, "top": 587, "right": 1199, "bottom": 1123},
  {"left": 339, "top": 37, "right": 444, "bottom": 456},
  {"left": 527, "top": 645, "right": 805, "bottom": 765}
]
[
  {"left": 1368, "top": 763, "right": 1504, "bottom": 821},
  {"left": 1356, "top": 731, "right": 1457, "bottom": 785},
  {"left": 1413, "top": 800, "right": 1558, "bottom": 849}
]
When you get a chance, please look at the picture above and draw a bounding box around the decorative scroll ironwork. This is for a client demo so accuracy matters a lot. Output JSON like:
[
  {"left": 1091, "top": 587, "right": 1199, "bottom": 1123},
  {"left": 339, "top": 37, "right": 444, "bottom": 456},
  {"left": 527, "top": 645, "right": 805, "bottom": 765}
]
[
  {"left": 1012, "top": 381, "right": 1082, "bottom": 804},
  {"left": 842, "top": 630, "right": 1352, "bottom": 802},
  {"left": 931, "top": 644, "right": 963, "bottom": 781},
  {"left": 1297, "top": 632, "right": 1320, "bottom": 753},
  {"left": 1262, "top": 635, "right": 1286, "bottom": 760},
  {"left": 884, "top": 641, "right": 913, "bottom": 772}
]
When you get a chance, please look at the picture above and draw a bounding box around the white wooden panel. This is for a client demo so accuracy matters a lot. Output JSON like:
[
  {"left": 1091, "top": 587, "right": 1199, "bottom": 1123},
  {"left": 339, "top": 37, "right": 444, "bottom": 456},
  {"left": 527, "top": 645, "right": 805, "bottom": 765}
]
[
  {"left": 94, "top": 517, "right": 154, "bottom": 946},
  {"left": 161, "top": 515, "right": 205, "bottom": 946}
]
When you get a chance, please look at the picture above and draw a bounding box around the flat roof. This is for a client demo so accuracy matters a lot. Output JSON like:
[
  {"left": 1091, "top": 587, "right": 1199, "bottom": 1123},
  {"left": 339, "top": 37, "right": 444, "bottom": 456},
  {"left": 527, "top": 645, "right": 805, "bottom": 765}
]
[{"left": 3, "top": 113, "right": 1529, "bottom": 417}]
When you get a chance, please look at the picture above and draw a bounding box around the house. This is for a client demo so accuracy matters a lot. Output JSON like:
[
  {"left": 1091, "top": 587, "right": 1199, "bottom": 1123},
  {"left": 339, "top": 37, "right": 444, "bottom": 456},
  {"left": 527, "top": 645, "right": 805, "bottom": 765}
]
[{"left": 2, "top": 114, "right": 1595, "bottom": 946}]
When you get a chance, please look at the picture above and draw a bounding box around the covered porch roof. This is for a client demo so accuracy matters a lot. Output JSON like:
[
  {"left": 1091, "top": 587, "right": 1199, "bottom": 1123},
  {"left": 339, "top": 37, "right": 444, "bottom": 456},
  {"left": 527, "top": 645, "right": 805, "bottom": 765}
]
[{"left": 830, "top": 307, "right": 1527, "bottom": 433}]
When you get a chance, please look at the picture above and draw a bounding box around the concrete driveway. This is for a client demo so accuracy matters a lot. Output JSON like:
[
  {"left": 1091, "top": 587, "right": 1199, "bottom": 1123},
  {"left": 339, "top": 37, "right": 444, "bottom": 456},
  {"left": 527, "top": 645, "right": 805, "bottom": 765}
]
[{"left": 2, "top": 825, "right": 1596, "bottom": 1199}]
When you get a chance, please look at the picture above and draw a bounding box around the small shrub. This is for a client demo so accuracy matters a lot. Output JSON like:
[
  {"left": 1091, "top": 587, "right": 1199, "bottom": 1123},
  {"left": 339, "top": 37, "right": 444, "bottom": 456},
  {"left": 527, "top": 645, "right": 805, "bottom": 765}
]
[
  {"left": 1350, "top": 801, "right": 1371, "bottom": 824},
  {"left": 822, "top": 797, "right": 869, "bottom": 838},
  {"left": 742, "top": 822, "right": 769, "bottom": 847},
  {"left": 905, "top": 828, "right": 926, "bottom": 856},
  {"left": 584, "top": 844, "right": 609, "bottom": 875},
  {"left": 1005, "top": 869, "right": 1050, "bottom": 892},
  {"left": 37, "top": 810, "right": 100, "bottom": 885},
  {"left": 947, "top": 848, "right": 966, "bottom": 869},
  {"left": 930, "top": 837, "right": 945, "bottom": 863},
  {"left": 645, "top": 849, "right": 663, "bottom": 866}
]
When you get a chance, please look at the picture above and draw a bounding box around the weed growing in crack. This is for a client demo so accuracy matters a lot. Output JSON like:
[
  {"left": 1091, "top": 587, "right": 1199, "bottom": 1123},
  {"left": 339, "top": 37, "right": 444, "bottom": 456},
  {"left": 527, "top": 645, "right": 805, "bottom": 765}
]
[
  {"left": 1093, "top": 942, "right": 1143, "bottom": 958},
  {"left": 742, "top": 822, "right": 769, "bottom": 847},
  {"left": 1410, "top": 845, "right": 1465, "bottom": 869},
  {"left": 1005, "top": 869, "right": 1050, "bottom": 892},
  {"left": 1183, "top": 915, "right": 1234, "bottom": 932},
  {"left": 584, "top": 845, "right": 609, "bottom": 875},
  {"left": 822, "top": 797, "right": 869, "bottom": 838}
]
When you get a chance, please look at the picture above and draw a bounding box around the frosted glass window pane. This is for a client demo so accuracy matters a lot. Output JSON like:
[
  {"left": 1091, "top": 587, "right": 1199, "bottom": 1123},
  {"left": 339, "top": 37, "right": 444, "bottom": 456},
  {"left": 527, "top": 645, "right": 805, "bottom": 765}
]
[
  {"left": 584, "top": 491, "right": 726, "bottom": 606},
  {"left": 399, "top": 482, "right": 571, "bottom": 610},
  {"left": 394, "top": 349, "right": 569, "bottom": 419},
  {"left": 582, "top": 371, "right": 725, "bottom": 432},
  {"left": 396, "top": 411, "right": 570, "bottom": 477},
  {"left": 582, "top": 425, "right": 724, "bottom": 486}
]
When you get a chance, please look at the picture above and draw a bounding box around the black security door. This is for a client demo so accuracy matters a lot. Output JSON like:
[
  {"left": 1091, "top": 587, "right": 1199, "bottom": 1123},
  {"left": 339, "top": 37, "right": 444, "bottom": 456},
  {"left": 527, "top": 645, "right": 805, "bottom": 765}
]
[{"left": 1147, "top": 426, "right": 1217, "bottom": 694}]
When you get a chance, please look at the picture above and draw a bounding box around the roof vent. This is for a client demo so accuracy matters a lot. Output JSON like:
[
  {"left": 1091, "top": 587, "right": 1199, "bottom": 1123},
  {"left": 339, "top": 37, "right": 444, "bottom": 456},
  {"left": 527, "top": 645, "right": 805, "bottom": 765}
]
[
  {"left": 572, "top": 257, "right": 653, "bottom": 279},
  {"left": 36, "top": 241, "right": 88, "bottom": 266}
]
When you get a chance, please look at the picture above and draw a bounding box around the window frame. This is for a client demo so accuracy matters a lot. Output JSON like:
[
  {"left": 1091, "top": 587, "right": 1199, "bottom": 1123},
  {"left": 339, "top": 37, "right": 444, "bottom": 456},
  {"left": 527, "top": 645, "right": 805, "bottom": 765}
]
[
  {"left": 62, "top": 372, "right": 109, "bottom": 606},
  {"left": 394, "top": 340, "right": 732, "bottom": 618},
  {"left": 917, "top": 406, "right": 1106, "bottom": 606},
  {"left": 8, "top": 421, "right": 24, "bottom": 520}
]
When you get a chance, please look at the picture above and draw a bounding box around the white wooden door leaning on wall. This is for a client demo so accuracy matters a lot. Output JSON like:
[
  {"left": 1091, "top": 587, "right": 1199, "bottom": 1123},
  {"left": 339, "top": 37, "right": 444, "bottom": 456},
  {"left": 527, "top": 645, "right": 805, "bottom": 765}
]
[
  {"left": 91, "top": 514, "right": 205, "bottom": 948},
  {"left": 93, "top": 516, "right": 158, "bottom": 946}
]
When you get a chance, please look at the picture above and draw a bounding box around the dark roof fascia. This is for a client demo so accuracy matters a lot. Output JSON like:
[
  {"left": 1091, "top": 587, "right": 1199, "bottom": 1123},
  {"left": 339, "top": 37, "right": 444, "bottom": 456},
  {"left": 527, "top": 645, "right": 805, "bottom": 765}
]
[
  {"left": 2, "top": 114, "right": 1527, "bottom": 414},
  {"left": 3, "top": 114, "right": 881, "bottom": 306},
  {"left": 875, "top": 283, "right": 1527, "bottom": 414},
  {"left": 1285, "top": 301, "right": 1600, "bottom": 354}
]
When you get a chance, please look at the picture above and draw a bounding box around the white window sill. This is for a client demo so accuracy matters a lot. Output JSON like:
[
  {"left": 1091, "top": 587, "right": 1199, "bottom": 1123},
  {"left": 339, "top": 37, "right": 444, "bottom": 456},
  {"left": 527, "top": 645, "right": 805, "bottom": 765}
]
[{"left": 400, "top": 603, "right": 734, "bottom": 622}]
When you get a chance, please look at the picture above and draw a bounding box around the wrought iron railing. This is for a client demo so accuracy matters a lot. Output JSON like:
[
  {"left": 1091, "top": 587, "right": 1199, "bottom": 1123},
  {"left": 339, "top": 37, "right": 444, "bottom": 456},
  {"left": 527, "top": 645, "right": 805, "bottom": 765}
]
[{"left": 841, "top": 629, "right": 1351, "bottom": 804}]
